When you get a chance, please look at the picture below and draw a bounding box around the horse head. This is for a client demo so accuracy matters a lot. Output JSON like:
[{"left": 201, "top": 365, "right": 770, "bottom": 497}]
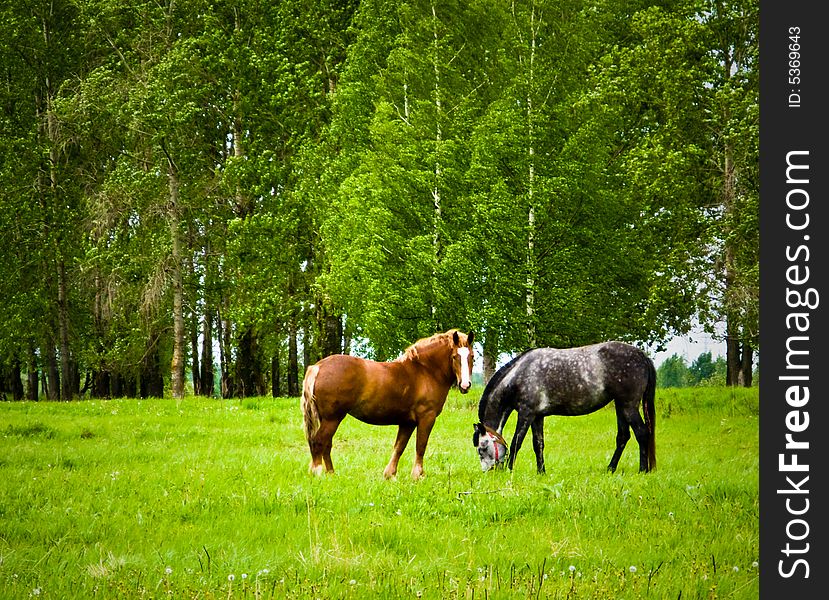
[
  {"left": 473, "top": 422, "right": 508, "bottom": 471},
  {"left": 450, "top": 330, "right": 475, "bottom": 394}
]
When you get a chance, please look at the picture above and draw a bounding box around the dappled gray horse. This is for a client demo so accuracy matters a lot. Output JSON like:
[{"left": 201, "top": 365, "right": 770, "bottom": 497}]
[{"left": 473, "top": 341, "right": 656, "bottom": 473}]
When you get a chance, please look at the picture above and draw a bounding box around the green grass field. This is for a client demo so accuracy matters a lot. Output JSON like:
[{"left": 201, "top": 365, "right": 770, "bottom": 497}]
[{"left": 0, "top": 387, "right": 758, "bottom": 599}]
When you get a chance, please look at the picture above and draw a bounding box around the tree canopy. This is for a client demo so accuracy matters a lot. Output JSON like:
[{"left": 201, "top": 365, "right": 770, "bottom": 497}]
[{"left": 0, "top": 0, "right": 758, "bottom": 399}]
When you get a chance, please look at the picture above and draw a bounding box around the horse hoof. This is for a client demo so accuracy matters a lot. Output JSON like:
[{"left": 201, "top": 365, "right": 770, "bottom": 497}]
[{"left": 310, "top": 464, "right": 326, "bottom": 476}]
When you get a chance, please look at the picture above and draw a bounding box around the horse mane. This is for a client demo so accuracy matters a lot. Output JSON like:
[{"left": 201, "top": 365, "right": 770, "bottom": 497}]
[
  {"left": 477, "top": 349, "right": 532, "bottom": 422},
  {"left": 397, "top": 330, "right": 458, "bottom": 363}
]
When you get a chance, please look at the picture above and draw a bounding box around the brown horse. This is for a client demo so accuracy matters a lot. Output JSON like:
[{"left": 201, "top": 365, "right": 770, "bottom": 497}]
[{"left": 301, "top": 329, "right": 475, "bottom": 479}]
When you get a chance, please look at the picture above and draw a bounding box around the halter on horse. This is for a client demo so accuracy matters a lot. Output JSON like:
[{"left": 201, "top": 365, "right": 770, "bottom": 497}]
[
  {"left": 473, "top": 341, "right": 656, "bottom": 474},
  {"left": 301, "top": 329, "right": 475, "bottom": 479}
]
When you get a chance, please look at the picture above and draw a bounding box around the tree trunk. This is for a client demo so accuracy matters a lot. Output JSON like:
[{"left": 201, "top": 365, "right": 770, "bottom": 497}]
[
  {"left": 26, "top": 343, "right": 38, "bottom": 401},
  {"left": 483, "top": 330, "right": 499, "bottom": 385},
  {"left": 302, "top": 324, "right": 312, "bottom": 374},
  {"left": 725, "top": 321, "right": 740, "bottom": 386},
  {"left": 218, "top": 302, "right": 232, "bottom": 398},
  {"left": 524, "top": 4, "right": 538, "bottom": 349},
  {"left": 287, "top": 320, "right": 299, "bottom": 397},
  {"left": 190, "top": 323, "right": 201, "bottom": 395},
  {"left": 430, "top": 3, "right": 443, "bottom": 327},
  {"left": 141, "top": 333, "right": 164, "bottom": 398},
  {"left": 200, "top": 308, "right": 215, "bottom": 397},
  {"left": 57, "top": 258, "right": 72, "bottom": 400},
  {"left": 44, "top": 343, "right": 59, "bottom": 400},
  {"left": 271, "top": 352, "right": 281, "bottom": 398},
  {"left": 112, "top": 371, "right": 137, "bottom": 399},
  {"left": 92, "top": 370, "right": 110, "bottom": 398},
  {"left": 167, "top": 157, "right": 186, "bottom": 399},
  {"left": 720, "top": 43, "right": 741, "bottom": 388},
  {"left": 6, "top": 359, "right": 24, "bottom": 400},
  {"left": 44, "top": 60, "right": 72, "bottom": 401},
  {"left": 738, "top": 340, "right": 753, "bottom": 387},
  {"left": 323, "top": 314, "right": 342, "bottom": 357},
  {"left": 236, "top": 327, "right": 264, "bottom": 397}
]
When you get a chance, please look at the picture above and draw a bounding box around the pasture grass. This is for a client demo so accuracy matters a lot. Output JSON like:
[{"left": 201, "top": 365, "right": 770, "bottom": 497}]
[{"left": 0, "top": 387, "right": 758, "bottom": 598}]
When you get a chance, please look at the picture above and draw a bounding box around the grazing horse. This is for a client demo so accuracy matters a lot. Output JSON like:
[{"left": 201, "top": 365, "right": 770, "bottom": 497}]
[
  {"left": 302, "top": 329, "right": 475, "bottom": 479},
  {"left": 473, "top": 341, "right": 656, "bottom": 474}
]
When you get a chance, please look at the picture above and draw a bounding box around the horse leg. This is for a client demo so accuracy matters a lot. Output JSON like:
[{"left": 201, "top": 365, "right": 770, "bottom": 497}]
[
  {"left": 410, "top": 414, "right": 437, "bottom": 480},
  {"left": 311, "top": 417, "right": 342, "bottom": 475},
  {"left": 530, "top": 415, "right": 546, "bottom": 474},
  {"left": 507, "top": 414, "right": 532, "bottom": 471},
  {"left": 626, "top": 406, "right": 651, "bottom": 472},
  {"left": 383, "top": 422, "right": 416, "bottom": 480},
  {"left": 607, "top": 403, "right": 631, "bottom": 473}
]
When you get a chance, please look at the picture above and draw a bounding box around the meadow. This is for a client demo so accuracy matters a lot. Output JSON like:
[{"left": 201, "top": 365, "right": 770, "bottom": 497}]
[{"left": 0, "top": 387, "right": 758, "bottom": 599}]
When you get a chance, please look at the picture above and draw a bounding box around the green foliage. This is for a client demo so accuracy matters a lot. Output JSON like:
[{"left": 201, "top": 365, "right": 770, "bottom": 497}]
[
  {"left": 0, "top": 0, "right": 759, "bottom": 394},
  {"left": 0, "top": 389, "right": 758, "bottom": 598},
  {"left": 658, "top": 352, "right": 730, "bottom": 388},
  {"left": 657, "top": 354, "right": 691, "bottom": 388}
]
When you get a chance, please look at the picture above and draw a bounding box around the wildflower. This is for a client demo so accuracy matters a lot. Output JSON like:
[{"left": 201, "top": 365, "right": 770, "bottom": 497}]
[
  {"left": 31, "top": 589, "right": 42, "bottom": 597},
  {"left": 629, "top": 566, "right": 637, "bottom": 574},
  {"left": 752, "top": 561, "right": 759, "bottom": 569},
  {"left": 165, "top": 567, "right": 173, "bottom": 575},
  {"left": 569, "top": 565, "right": 576, "bottom": 573},
  {"left": 349, "top": 579, "right": 357, "bottom": 585},
  {"left": 241, "top": 573, "right": 248, "bottom": 580},
  {"left": 733, "top": 566, "right": 739, "bottom": 572},
  {"left": 228, "top": 574, "right": 235, "bottom": 582}
]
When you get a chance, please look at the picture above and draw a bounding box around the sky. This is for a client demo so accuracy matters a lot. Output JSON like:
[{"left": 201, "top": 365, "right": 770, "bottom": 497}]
[
  {"left": 648, "top": 328, "right": 725, "bottom": 367},
  {"left": 482, "top": 323, "right": 727, "bottom": 373}
]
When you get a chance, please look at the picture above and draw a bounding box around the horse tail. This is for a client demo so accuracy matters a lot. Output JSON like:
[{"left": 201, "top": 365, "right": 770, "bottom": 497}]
[
  {"left": 301, "top": 364, "right": 321, "bottom": 446},
  {"left": 643, "top": 355, "right": 657, "bottom": 471}
]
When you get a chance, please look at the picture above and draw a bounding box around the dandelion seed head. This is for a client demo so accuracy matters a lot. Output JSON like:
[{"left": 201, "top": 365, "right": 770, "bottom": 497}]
[
  {"left": 228, "top": 574, "right": 235, "bottom": 582},
  {"left": 752, "top": 561, "right": 759, "bottom": 569},
  {"left": 349, "top": 579, "right": 357, "bottom": 585},
  {"left": 569, "top": 565, "right": 576, "bottom": 572},
  {"left": 165, "top": 566, "right": 172, "bottom": 575},
  {"left": 733, "top": 566, "right": 739, "bottom": 572},
  {"left": 629, "top": 566, "right": 637, "bottom": 573}
]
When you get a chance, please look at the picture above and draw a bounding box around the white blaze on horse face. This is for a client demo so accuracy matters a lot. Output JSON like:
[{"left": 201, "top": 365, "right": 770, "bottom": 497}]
[{"left": 457, "top": 347, "right": 471, "bottom": 392}]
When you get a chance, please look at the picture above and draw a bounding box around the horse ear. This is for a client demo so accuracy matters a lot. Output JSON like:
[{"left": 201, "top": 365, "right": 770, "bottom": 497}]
[
  {"left": 473, "top": 423, "right": 486, "bottom": 445},
  {"left": 467, "top": 331, "right": 475, "bottom": 346},
  {"left": 452, "top": 330, "right": 460, "bottom": 346}
]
